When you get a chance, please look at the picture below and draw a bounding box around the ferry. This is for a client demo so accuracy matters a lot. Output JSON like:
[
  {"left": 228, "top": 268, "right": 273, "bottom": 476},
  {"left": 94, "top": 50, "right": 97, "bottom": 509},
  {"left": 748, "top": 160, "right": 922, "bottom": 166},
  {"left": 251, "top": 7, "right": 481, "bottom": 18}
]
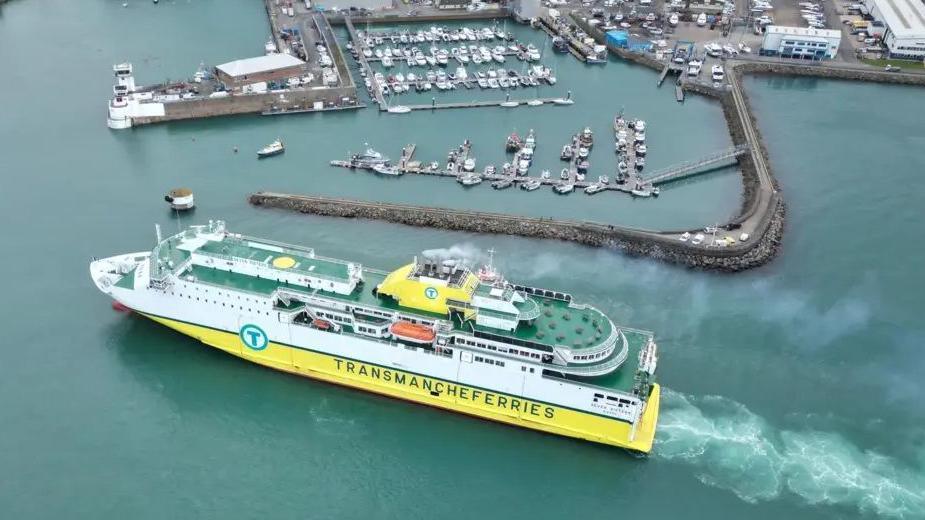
[{"left": 90, "top": 221, "right": 660, "bottom": 451}]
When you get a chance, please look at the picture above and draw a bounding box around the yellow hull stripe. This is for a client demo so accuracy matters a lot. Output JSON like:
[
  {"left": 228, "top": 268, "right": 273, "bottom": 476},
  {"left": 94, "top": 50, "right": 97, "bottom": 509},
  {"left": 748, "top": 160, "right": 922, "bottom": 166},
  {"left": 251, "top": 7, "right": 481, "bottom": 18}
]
[{"left": 144, "top": 313, "right": 660, "bottom": 452}]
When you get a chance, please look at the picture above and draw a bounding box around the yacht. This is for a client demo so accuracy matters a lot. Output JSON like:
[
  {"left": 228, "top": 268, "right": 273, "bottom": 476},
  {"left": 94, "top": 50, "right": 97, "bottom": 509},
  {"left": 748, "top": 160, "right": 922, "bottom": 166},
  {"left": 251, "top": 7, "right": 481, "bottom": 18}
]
[
  {"left": 553, "top": 183, "right": 575, "bottom": 194},
  {"left": 712, "top": 64, "right": 725, "bottom": 82},
  {"left": 520, "top": 178, "right": 542, "bottom": 191},
  {"left": 257, "top": 139, "right": 285, "bottom": 158}
]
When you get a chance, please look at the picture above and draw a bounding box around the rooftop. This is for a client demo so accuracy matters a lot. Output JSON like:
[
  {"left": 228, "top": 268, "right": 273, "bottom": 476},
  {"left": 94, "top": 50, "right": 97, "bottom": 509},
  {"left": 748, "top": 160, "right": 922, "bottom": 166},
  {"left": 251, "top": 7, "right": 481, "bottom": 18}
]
[
  {"left": 869, "top": 0, "right": 925, "bottom": 38},
  {"left": 766, "top": 25, "right": 842, "bottom": 38},
  {"left": 215, "top": 54, "right": 305, "bottom": 78},
  {"left": 196, "top": 235, "right": 351, "bottom": 283}
]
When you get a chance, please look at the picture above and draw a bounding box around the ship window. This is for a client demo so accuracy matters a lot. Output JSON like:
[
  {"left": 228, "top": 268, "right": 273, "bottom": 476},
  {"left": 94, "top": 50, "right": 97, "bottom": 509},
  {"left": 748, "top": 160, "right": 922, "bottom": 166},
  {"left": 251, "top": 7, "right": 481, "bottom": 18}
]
[
  {"left": 607, "top": 396, "right": 619, "bottom": 402},
  {"left": 521, "top": 366, "right": 526, "bottom": 372},
  {"left": 529, "top": 368, "right": 534, "bottom": 373},
  {"left": 594, "top": 393, "right": 604, "bottom": 399},
  {"left": 497, "top": 361, "right": 505, "bottom": 367}
]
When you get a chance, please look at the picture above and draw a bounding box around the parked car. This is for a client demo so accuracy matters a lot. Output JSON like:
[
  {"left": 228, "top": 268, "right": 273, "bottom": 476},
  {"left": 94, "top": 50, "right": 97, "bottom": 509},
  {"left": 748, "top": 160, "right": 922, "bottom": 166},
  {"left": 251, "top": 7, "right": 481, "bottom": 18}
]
[{"left": 885, "top": 65, "right": 902, "bottom": 72}]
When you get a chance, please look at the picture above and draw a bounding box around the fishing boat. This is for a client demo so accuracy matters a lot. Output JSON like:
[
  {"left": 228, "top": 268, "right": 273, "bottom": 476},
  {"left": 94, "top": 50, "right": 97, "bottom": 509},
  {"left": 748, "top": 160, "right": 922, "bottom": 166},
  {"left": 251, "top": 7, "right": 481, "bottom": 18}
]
[
  {"left": 164, "top": 188, "right": 194, "bottom": 211},
  {"left": 506, "top": 133, "right": 523, "bottom": 151},
  {"left": 257, "top": 139, "right": 285, "bottom": 158},
  {"left": 579, "top": 127, "right": 594, "bottom": 148}
]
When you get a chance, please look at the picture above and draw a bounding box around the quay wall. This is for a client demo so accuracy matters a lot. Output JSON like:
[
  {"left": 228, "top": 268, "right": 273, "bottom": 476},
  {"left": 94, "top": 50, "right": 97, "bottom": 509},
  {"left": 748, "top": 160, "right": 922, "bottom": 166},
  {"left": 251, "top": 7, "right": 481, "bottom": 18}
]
[
  {"left": 327, "top": 11, "right": 509, "bottom": 26},
  {"left": 249, "top": 192, "right": 783, "bottom": 272},
  {"left": 131, "top": 86, "right": 357, "bottom": 125}
]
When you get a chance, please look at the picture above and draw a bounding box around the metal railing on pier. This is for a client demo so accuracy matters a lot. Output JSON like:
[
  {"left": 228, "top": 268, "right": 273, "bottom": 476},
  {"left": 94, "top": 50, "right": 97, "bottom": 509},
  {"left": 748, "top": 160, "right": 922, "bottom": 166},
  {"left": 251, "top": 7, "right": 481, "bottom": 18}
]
[{"left": 641, "top": 145, "right": 749, "bottom": 185}]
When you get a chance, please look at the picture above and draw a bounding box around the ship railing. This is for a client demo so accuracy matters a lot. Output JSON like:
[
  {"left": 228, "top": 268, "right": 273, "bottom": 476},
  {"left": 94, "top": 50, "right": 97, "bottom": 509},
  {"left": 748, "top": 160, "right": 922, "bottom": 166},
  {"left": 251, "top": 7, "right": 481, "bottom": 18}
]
[
  {"left": 552, "top": 329, "right": 629, "bottom": 377},
  {"left": 233, "top": 234, "right": 362, "bottom": 273},
  {"left": 516, "top": 297, "right": 542, "bottom": 321},
  {"left": 193, "top": 249, "right": 351, "bottom": 284}
]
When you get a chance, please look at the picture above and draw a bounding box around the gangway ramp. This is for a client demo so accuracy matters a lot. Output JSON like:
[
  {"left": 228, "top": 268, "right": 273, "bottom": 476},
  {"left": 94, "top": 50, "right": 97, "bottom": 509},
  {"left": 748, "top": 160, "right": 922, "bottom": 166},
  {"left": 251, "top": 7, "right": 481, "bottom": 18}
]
[{"left": 642, "top": 145, "right": 749, "bottom": 185}]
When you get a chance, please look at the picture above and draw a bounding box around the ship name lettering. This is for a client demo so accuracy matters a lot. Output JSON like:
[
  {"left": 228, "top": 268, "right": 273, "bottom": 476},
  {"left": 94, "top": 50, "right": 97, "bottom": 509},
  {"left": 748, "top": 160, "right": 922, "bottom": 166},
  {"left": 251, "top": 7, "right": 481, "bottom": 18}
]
[{"left": 332, "top": 358, "right": 556, "bottom": 419}]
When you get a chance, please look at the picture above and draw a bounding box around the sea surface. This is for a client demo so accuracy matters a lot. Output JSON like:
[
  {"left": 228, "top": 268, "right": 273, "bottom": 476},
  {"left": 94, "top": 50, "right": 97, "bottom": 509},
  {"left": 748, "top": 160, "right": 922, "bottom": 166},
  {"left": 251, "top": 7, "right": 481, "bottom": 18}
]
[{"left": 1, "top": 1, "right": 923, "bottom": 518}]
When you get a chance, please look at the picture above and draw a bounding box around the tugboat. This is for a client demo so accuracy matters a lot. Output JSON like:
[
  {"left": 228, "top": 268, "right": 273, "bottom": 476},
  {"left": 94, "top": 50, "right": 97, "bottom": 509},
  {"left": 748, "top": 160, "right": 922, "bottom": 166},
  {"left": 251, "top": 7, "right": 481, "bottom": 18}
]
[
  {"left": 506, "top": 132, "right": 523, "bottom": 151},
  {"left": 578, "top": 127, "right": 594, "bottom": 149},
  {"left": 164, "top": 188, "right": 194, "bottom": 211},
  {"left": 257, "top": 138, "right": 285, "bottom": 158},
  {"left": 552, "top": 36, "right": 569, "bottom": 53}
]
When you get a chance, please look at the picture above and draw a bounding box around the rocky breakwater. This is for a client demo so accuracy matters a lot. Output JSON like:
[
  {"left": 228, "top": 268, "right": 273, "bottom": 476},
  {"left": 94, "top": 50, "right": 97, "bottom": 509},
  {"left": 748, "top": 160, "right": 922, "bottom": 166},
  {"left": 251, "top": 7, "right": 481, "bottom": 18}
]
[{"left": 249, "top": 192, "right": 782, "bottom": 272}]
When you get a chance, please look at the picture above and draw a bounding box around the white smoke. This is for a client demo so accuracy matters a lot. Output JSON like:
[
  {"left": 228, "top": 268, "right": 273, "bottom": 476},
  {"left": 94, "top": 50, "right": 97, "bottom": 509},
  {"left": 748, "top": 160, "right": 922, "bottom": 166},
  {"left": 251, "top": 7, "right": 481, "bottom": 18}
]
[
  {"left": 420, "top": 243, "right": 488, "bottom": 267},
  {"left": 656, "top": 389, "right": 925, "bottom": 518}
]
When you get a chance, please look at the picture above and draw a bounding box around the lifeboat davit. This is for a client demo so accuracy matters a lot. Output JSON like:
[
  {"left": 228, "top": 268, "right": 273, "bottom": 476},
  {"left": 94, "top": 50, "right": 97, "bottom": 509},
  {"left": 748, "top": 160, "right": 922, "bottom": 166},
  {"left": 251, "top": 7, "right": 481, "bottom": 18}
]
[{"left": 390, "top": 321, "right": 436, "bottom": 344}]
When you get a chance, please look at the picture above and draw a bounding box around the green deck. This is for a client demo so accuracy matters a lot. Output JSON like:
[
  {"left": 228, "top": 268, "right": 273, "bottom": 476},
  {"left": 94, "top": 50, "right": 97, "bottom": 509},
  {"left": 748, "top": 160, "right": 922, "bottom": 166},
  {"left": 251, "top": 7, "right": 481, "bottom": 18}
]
[
  {"left": 197, "top": 237, "right": 351, "bottom": 282},
  {"left": 555, "top": 329, "right": 651, "bottom": 393}
]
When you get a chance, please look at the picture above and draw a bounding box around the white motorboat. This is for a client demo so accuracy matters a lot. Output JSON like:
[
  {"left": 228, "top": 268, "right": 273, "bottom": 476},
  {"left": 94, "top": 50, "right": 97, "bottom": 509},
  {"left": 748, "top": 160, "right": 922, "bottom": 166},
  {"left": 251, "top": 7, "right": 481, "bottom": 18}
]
[
  {"left": 463, "top": 158, "right": 476, "bottom": 172},
  {"left": 387, "top": 105, "right": 411, "bottom": 114},
  {"left": 697, "top": 12, "right": 708, "bottom": 26},
  {"left": 372, "top": 164, "right": 402, "bottom": 176},
  {"left": 712, "top": 64, "right": 725, "bottom": 81},
  {"left": 688, "top": 59, "right": 703, "bottom": 76},
  {"left": 584, "top": 184, "right": 606, "bottom": 195},
  {"left": 257, "top": 139, "right": 285, "bottom": 158},
  {"left": 457, "top": 174, "right": 483, "bottom": 186},
  {"left": 553, "top": 183, "right": 575, "bottom": 194},
  {"left": 520, "top": 179, "right": 542, "bottom": 191},
  {"left": 527, "top": 99, "right": 543, "bottom": 106}
]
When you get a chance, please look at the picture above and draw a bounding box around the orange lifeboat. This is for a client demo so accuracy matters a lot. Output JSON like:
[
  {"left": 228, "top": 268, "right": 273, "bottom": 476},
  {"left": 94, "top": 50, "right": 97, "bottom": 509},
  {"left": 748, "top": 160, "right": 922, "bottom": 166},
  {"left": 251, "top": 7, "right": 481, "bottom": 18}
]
[{"left": 389, "top": 321, "right": 436, "bottom": 344}]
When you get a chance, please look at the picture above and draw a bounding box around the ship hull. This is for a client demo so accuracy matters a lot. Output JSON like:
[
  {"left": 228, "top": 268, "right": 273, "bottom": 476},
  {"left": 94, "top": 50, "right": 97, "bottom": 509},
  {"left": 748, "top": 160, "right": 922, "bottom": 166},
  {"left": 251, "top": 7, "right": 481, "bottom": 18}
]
[{"left": 142, "top": 311, "right": 660, "bottom": 452}]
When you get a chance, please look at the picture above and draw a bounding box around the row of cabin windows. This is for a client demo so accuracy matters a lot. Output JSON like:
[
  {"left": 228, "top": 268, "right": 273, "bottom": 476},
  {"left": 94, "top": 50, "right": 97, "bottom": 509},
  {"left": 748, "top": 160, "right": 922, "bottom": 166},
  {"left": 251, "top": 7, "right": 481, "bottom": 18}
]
[
  {"left": 473, "top": 356, "right": 505, "bottom": 367},
  {"left": 574, "top": 349, "right": 608, "bottom": 361},
  {"left": 520, "top": 366, "right": 535, "bottom": 373},
  {"left": 457, "top": 338, "right": 541, "bottom": 360},
  {"left": 169, "top": 290, "right": 271, "bottom": 315},
  {"left": 317, "top": 311, "right": 350, "bottom": 324},
  {"left": 356, "top": 325, "right": 386, "bottom": 334},
  {"left": 593, "top": 393, "right": 634, "bottom": 407},
  {"left": 179, "top": 284, "right": 268, "bottom": 306}
]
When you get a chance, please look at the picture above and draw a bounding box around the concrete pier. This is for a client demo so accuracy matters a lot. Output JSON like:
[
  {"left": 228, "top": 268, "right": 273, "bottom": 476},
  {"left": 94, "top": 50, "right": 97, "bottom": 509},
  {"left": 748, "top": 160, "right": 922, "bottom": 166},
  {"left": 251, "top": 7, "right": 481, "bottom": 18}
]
[{"left": 249, "top": 192, "right": 783, "bottom": 272}]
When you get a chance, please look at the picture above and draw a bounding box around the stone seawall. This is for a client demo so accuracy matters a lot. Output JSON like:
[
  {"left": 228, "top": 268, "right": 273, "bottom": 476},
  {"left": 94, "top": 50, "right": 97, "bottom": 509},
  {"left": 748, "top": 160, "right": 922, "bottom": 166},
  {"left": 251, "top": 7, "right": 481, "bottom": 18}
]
[
  {"left": 734, "top": 61, "right": 925, "bottom": 86},
  {"left": 249, "top": 192, "right": 783, "bottom": 272}
]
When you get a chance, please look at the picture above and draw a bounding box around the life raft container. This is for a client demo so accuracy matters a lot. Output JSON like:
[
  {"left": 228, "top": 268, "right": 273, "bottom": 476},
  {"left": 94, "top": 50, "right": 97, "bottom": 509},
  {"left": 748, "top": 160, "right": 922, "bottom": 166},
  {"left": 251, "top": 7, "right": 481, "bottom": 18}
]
[
  {"left": 312, "top": 318, "right": 333, "bottom": 330},
  {"left": 389, "top": 321, "right": 436, "bottom": 344}
]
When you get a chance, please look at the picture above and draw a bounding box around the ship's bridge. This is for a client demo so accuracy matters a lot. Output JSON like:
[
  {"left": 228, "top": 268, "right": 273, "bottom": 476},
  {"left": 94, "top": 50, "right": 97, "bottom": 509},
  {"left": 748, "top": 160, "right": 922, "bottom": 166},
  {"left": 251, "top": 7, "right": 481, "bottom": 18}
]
[{"left": 376, "top": 257, "right": 479, "bottom": 316}]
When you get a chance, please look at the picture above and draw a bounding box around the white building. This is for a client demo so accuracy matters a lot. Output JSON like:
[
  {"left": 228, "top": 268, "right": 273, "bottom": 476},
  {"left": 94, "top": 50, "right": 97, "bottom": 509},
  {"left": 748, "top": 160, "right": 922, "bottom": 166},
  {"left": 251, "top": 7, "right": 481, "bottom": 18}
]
[
  {"left": 866, "top": 0, "right": 925, "bottom": 59},
  {"left": 760, "top": 25, "right": 842, "bottom": 60}
]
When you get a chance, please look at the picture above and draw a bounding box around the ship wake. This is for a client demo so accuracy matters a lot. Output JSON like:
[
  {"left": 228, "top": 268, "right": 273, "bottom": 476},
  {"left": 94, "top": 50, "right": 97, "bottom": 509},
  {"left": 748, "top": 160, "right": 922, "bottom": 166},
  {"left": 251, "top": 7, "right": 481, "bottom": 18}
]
[{"left": 655, "top": 389, "right": 925, "bottom": 519}]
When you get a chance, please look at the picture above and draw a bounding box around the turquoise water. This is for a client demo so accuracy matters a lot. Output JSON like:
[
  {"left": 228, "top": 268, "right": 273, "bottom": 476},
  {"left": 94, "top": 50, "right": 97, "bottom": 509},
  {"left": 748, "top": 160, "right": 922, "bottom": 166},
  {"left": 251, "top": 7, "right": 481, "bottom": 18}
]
[{"left": 1, "top": 1, "right": 924, "bottom": 518}]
